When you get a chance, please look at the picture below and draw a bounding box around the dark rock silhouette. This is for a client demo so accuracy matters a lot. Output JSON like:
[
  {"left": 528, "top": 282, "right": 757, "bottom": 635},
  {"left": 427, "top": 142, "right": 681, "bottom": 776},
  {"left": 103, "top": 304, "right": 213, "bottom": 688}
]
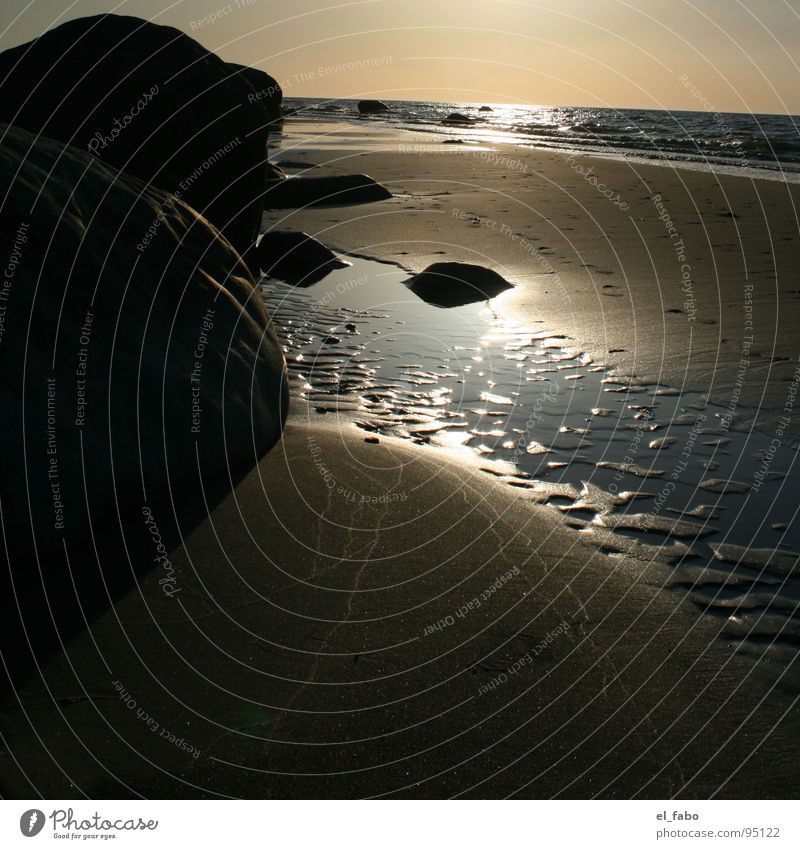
[
  {"left": 0, "top": 123, "right": 288, "bottom": 558},
  {"left": 407, "top": 262, "right": 514, "bottom": 307},
  {"left": 358, "top": 100, "right": 390, "bottom": 114},
  {"left": 479, "top": 105, "right": 494, "bottom": 112},
  {"left": 264, "top": 173, "right": 392, "bottom": 208},
  {"left": 256, "top": 230, "right": 350, "bottom": 285},
  {"left": 442, "top": 112, "right": 475, "bottom": 125},
  {"left": 0, "top": 14, "right": 269, "bottom": 257},
  {"left": 227, "top": 62, "right": 283, "bottom": 127},
  {"left": 265, "top": 161, "right": 288, "bottom": 188},
  {"left": 275, "top": 159, "right": 313, "bottom": 170}
]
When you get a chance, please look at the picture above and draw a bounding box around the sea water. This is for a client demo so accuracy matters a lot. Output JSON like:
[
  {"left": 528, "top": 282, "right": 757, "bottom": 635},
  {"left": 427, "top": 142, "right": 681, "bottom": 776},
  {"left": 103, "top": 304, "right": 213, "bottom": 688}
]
[
  {"left": 262, "top": 256, "right": 800, "bottom": 688},
  {"left": 284, "top": 97, "right": 800, "bottom": 182}
]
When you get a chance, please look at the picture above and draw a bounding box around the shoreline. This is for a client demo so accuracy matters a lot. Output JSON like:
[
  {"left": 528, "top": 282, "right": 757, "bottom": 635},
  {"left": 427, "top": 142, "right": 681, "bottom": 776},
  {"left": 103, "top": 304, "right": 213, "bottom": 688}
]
[
  {"left": 261, "top": 251, "right": 800, "bottom": 607},
  {"left": 281, "top": 107, "right": 800, "bottom": 185},
  {"left": 265, "top": 118, "right": 800, "bottom": 442}
]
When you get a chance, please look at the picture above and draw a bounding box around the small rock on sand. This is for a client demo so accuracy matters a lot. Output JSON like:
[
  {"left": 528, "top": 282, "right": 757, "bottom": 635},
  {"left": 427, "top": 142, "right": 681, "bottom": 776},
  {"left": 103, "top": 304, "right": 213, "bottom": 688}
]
[
  {"left": 358, "top": 100, "right": 390, "bottom": 114},
  {"left": 442, "top": 112, "right": 475, "bottom": 125},
  {"left": 264, "top": 173, "right": 392, "bottom": 208},
  {"left": 406, "top": 262, "right": 514, "bottom": 308},
  {"left": 256, "top": 230, "right": 349, "bottom": 286}
]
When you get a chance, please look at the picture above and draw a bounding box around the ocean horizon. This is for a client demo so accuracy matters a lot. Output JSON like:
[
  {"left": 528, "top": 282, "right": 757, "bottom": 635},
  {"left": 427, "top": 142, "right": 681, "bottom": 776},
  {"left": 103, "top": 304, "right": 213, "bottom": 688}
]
[{"left": 286, "top": 96, "right": 800, "bottom": 180}]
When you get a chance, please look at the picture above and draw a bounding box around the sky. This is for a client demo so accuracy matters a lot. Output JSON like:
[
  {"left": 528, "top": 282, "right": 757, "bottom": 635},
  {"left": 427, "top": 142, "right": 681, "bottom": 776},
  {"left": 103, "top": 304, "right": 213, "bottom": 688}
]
[{"left": 2, "top": 0, "right": 800, "bottom": 113}]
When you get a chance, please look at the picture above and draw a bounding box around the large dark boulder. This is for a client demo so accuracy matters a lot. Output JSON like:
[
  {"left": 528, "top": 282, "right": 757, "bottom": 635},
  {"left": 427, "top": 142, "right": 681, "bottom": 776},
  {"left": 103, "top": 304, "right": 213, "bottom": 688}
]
[
  {"left": 358, "top": 100, "right": 390, "bottom": 114},
  {"left": 0, "top": 14, "right": 269, "bottom": 257},
  {"left": 0, "top": 123, "right": 288, "bottom": 557},
  {"left": 264, "top": 174, "right": 392, "bottom": 208},
  {"left": 406, "top": 262, "right": 514, "bottom": 307},
  {"left": 228, "top": 62, "right": 283, "bottom": 127},
  {"left": 256, "top": 231, "right": 349, "bottom": 286}
]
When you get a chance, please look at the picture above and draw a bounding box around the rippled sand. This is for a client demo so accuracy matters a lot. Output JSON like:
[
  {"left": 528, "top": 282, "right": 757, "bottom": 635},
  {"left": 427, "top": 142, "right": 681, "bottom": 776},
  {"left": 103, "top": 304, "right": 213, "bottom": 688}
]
[{"left": 263, "top": 255, "right": 800, "bottom": 687}]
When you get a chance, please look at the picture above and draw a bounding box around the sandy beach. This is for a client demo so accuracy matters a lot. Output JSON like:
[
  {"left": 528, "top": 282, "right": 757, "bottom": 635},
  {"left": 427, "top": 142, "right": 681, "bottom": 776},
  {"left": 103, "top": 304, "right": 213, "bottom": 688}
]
[
  {"left": 266, "top": 120, "right": 800, "bottom": 439},
  {"left": 1, "top": 421, "right": 796, "bottom": 799},
  {"left": 2, "top": 114, "right": 799, "bottom": 801}
]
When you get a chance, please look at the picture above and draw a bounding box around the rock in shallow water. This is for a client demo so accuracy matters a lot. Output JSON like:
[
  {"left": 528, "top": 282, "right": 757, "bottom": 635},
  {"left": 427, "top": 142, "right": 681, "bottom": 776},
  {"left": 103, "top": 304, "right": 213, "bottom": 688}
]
[
  {"left": 0, "top": 14, "right": 270, "bottom": 258},
  {"left": 255, "top": 231, "right": 350, "bottom": 285},
  {"left": 263, "top": 174, "right": 392, "bottom": 208},
  {"left": 442, "top": 112, "right": 476, "bottom": 125},
  {"left": 406, "top": 262, "right": 514, "bottom": 307},
  {"left": 358, "top": 100, "right": 390, "bottom": 114},
  {"left": 264, "top": 161, "right": 288, "bottom": 186},
  {"left": 0, "top": 124, "right": 288, "bottom": 556}
]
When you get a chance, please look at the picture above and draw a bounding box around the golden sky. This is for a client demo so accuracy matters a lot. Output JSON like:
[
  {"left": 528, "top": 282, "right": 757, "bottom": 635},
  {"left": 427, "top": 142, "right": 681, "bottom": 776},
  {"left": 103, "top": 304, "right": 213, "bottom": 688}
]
[{"left": 3, "top": 0, "right": 800, "bottom": 113}]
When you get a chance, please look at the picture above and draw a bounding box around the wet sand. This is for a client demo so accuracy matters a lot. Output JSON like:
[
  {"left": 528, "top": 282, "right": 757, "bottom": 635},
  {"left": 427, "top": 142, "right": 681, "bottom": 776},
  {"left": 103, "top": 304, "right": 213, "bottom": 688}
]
[
  {"left": 266, "top": 120, "right": 800, "bottom": 440},
  {"left": 1, "top": 422, "right": 796, "bottom": 798},
  {"left": 259, "top": 255, "right": 800, "bottom": 696},
  {"left": 3, "top": 119, "right": 799, "bottom": 800}
]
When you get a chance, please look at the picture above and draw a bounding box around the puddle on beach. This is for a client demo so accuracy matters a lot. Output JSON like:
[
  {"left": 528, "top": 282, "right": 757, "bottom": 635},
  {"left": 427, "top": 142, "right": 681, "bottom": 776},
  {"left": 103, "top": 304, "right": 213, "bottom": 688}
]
[{"left": 262, "top": 255, "right": 800, "bottom": 684}]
